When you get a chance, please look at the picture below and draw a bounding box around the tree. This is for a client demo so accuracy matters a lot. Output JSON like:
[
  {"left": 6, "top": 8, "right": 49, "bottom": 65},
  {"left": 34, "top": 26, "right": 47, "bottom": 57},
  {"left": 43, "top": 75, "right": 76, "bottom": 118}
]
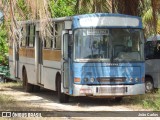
[
  {"left": 75, "top": 0, "right": 160, "bottom": 36},
  {"left": 49, "top": 0, "right": 76, "bottom": 17},
  {"left": 0, "top": 23, "right": 8, "bottom": 65},
  {"left": 0, "top": 0, "right": 159, "bottom": 42}
]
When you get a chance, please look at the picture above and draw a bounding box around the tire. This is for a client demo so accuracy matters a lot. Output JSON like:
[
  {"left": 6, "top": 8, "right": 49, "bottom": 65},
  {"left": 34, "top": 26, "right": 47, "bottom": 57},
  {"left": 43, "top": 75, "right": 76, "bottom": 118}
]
[
  {"left": 33, "top": 85, "right": 40, "bottom": 92},
  {"left": 145, "top": 77, "right": 154, "bottom": 93},
  {"left": 23, "top": 69, "right": 33, "bottom": 92},
  {"left": 57, "top": 75, "right": 69, "bottom": 103}
]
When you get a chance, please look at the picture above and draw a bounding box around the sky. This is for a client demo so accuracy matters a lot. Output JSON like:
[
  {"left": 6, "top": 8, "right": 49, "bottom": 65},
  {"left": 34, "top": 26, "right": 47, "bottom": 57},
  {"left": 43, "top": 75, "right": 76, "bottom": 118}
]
[
  {"left": 0, "top": 11, "right": 3, "bottom": 23},
  {"left": 0, "top": 11, "right": 3, "bottom": 17}
]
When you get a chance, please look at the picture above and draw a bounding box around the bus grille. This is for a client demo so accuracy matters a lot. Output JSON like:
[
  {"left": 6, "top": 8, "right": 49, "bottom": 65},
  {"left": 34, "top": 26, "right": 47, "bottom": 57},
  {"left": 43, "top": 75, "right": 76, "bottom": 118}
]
[{"left": 97, "top": 77, "right": 126, "bottom": 83}]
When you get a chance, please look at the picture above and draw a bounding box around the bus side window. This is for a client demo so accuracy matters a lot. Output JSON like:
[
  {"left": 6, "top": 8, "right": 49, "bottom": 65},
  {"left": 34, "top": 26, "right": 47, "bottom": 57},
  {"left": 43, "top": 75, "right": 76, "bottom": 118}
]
[
  {"left": 54, "top": 23, "right": 62, "bottom": 49},
  {"left": 21, "top": 25, "right": 26, "bottom": 47},
  {"left": 26, "top": 24, "right": 30, "bottom": 47},
  {"left": 145, "top": 41, "right": 160, "bottom": 59},
  {"left": 44, "top": 26, "right": 53, "bottom": 49},
  {"left": 29, "top": 24, "right": 35, "bottom": 47},
  {"left": 44, "top": 36, "right": 53, "bottom": 49},
  {"left": 154, "top": 42, "right": 160, "bottom": 59}
]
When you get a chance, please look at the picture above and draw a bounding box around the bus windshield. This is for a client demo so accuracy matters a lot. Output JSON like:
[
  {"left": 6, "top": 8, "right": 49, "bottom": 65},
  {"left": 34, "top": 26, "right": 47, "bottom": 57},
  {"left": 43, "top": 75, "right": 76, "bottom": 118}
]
[{"left": 74, "top": 28, "right": 144, "bottom": 62}]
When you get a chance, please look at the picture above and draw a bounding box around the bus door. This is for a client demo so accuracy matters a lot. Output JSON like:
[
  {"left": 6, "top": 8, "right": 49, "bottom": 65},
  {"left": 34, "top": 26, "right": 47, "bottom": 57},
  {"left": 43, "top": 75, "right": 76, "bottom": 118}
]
[
  {"left": 62, "top": 30, "right": 70, "bottom": 92},
  {"left": 35, "top": 29, "right": 43, "bottom": 85},
  {"left": 13, "top": 42, "right": 19, "bottom": 78}
]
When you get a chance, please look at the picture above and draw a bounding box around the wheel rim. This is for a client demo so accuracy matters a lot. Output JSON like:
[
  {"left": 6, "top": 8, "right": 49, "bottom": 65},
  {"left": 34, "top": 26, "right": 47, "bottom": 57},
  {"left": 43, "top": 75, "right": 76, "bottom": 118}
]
[{"left": 145, "top": 81, "right": 153, "bottom": 92}]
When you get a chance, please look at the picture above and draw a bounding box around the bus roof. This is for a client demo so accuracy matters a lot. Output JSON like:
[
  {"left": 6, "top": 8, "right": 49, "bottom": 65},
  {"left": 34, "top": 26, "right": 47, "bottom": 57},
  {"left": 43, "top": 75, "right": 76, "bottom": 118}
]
[
  {"left": 72, "top": 13, "right": 143, "bottom": 29},
  {"left": 147, "top": 35, "right": 160, "bottom": 41},
  {"left": 18, "top": 13, "right": 143, "bottom": 30}
]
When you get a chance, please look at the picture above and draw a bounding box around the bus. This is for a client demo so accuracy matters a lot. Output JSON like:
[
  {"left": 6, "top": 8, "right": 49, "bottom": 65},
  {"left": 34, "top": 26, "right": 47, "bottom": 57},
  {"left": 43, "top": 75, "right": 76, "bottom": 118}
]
[
  {"left": 145, "top": 35, "right": 160, "bottom": 92},
  {"left": 9, "top": 13, "right": 145, "bottom": 103}
]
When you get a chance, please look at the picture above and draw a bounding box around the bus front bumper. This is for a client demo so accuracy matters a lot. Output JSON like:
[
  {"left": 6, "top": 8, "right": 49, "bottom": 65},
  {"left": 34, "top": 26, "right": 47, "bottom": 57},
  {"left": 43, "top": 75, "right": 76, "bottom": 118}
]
[{"left": 73, "top": 84, "right": 145, "bottom": 97}]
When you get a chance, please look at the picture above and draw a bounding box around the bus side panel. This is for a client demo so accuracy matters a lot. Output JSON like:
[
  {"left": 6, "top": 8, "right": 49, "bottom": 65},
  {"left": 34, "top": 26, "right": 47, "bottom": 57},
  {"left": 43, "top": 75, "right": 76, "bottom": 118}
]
[
  {"left": 43, "top": 61, "right": 61, "bottom": 90},
  {"left": 19, "top": 48, "right": 36, "bottom": 85},
  {"left": 25, "top": 59, "right": 36, "bottom": 85},
  {"left": 18, "top": 48, "right": 26, "bottom": 80},
  {"left": 145, "top": 59, "right": 160, "bottom": 88},
  {"left": 25, "top": 48, "right": 36, "bottom": 85},
  {"left": 42, "top": 49, "right": 61, "bottom": 90}
]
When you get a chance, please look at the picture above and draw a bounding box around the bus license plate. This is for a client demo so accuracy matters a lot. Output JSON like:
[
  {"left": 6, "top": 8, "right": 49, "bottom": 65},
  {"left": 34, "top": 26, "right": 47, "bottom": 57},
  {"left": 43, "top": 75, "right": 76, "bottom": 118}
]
[{"left": 99, "top": 87, "right": 126, "bottom": 94}]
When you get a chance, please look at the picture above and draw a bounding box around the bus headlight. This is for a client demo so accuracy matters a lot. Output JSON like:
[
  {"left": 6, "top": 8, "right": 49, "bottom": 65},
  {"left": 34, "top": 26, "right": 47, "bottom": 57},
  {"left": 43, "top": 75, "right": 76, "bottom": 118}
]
[
  {"left": 129, "top": 78, "right": 133, "bottom": 83},
  {"left": 90, "top": 78, "right": 95, "bottom": 83},
  {"left": 135, "top": 77, "right": 139, "bottom": 82},
  {"left": 84, "top": 78, "right": 89, "bottom": 82}
]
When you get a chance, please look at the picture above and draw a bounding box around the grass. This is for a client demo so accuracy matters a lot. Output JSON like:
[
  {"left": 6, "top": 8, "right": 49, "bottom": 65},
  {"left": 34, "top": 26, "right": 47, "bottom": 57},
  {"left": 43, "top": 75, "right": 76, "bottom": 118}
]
[
  {"left": 0, "top": 82, "right": 22, "bottom": 88},
  {"left": 122, "top": 90, "right": 160, "bottom": 111},
  {"left": 142, "top": 90, "right": 160, "bottom": 110}
]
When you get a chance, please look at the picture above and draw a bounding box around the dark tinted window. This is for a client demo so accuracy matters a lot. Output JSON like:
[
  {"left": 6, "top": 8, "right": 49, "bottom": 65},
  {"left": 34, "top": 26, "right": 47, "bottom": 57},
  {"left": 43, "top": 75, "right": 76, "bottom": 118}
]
[
  {"left": 29, "top": 25, "right": 35, "bottom": 47},
  {"left": 145, "top": 41, "right": 160, "bottom": 59}
]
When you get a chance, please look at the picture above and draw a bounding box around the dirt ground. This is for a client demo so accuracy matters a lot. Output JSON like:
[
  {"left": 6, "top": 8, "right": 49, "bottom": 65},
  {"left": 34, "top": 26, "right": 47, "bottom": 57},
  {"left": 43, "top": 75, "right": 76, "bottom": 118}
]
[{"left": 0, "top": 84, "right": 159, "bottom": 120}]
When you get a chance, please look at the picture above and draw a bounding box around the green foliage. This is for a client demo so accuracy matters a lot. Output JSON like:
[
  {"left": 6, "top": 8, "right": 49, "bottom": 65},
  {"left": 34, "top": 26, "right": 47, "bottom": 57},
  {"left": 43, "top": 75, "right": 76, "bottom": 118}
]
[
  {"left": 157, "top": 17, "right": 160, "bottom": 34},
  {"left": 49, "top": 0, "right": 77, "bottom": 17},
  {"left": 0, "top": 24, "right": 8, "bottom": 65},
  {"left": 122, "top": 90, "right": 160, "bottom": 110},
  {"left": 142, "top": 90, "right": 160, "bottom": 110},
  {"left": 17, "top": 0, "right": 29, "bottom": 20}
]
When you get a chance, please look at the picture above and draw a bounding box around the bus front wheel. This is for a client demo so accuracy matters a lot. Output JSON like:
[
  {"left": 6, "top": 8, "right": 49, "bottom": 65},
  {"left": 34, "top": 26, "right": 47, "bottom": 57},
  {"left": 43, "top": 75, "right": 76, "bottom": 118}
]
[
  {"left": 57, "top": 75, "right": 69, "bottom": 103},
  {"left": 145, "top": 77, "right": 154, "bottom": 93}
]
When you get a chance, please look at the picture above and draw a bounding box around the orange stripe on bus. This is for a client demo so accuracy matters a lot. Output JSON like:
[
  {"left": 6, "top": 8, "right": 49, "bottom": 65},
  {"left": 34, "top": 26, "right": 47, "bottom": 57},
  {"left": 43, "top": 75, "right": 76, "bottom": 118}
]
[
  {"left": 19, "top": 47, "right": 35, "bottom": 58},
  {"left": 19, "top": 48, "right": 26, "bottom": 57},
  {"left": 12, "top": 47, "right": 61, "bottom": 61},
  {"left": 26, "top": 48, "right": 35, "bottom": 58},
  {"left": 43, "top": 49, "right": 61, "bottom": 61},
  {"left": 9, "top": 48, "right": 13, "bottom": 55}
]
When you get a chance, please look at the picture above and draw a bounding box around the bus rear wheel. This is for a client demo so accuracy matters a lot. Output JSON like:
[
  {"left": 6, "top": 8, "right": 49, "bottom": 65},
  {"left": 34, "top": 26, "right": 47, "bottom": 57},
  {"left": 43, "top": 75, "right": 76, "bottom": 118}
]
[
  {"left": 57, "top": 75, "right": 69, "bottom": 103},
  {"left": 23, "top": 69, "right": 33, "bottom": 92},
  {"left": 33, "top": 85, "right": 40, "bottom": 92},
  {"left": 145, "top": 77, "right": 154, "bottom": 93}
]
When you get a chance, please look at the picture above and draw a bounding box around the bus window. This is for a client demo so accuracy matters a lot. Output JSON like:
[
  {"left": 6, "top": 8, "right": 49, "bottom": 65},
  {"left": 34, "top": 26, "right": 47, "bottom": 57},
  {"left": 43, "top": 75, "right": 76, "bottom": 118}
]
[
  {"left": 26, "top": 25, "right": 30, "bottom": 47},
  {"left": 54, "top": 23, "right": 62, "bottom": 49},
  {"left": 21, "top": 25, "right": 26, "bottom": 47},
  {"left": 44, "top": 27, "right": 53, "bottom": 49},
  {"left": 44, "top": 36, "right": 53, "bottom": 49},
  {"left": 29, "top": 25, "right": 35, "bottom": 47},
  {"left": 145, "top": 41, "right": 160, "bottom": 59}
]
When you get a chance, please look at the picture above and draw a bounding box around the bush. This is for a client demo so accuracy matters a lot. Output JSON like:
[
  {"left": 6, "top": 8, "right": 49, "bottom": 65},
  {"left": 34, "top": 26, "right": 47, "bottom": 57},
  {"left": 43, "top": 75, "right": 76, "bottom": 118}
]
[
  {"left": 0, "top": 23, "right": 8, "bottom": 66},
  {"left": 142, "top": 90, "right": 160, "bottom": 110}
]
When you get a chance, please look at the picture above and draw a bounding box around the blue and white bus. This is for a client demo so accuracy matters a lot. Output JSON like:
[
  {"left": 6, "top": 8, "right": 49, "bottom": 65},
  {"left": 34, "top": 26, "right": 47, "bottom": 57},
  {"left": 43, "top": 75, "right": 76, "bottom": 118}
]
[{"left": 9, "top": 13, "right": 145, "bottom": 103}]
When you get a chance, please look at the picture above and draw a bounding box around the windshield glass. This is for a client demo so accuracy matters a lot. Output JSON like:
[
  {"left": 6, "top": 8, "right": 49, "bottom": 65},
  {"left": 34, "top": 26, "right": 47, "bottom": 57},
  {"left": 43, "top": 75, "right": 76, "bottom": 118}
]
[{"left": 74, "top": 29, "right": 144, "bottom": 62}]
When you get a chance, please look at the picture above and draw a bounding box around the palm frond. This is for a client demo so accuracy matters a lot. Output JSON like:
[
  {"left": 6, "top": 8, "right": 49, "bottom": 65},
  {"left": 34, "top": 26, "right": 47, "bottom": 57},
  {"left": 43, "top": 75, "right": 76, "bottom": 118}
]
[{"left": 142, "top": 8, "right": 153, "bottom": 23}]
